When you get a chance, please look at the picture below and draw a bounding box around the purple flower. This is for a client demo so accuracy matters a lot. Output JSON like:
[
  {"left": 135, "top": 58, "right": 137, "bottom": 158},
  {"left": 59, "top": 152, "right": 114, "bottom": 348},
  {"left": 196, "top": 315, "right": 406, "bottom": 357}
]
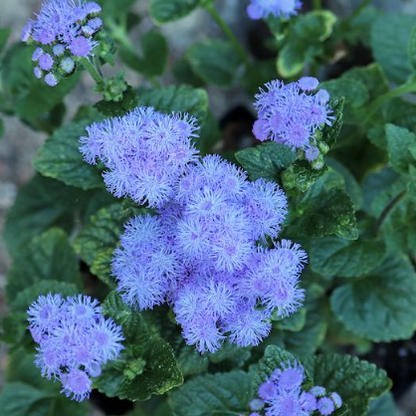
[
  {"left": 44, "top": 73, "right": 58, "bottom": 87},
  {"left": 85, "top": 1, "right": 102, "bottom": 14},
  {"left": 21, "top": 21, "right": 33, "bottom": 42},
  {"left": 22, "top": 0, "right": 103, "bottom": 83},
  {"left": 61, "top": 57, "right": 75, "bottom": 73},
  {"left": 53, "top": 44, "right": 65, "bottom": 56},
  {"left": 250, "top": 398, "right": 265, "bottom": 411},
  {"left": 253, "top": 79, "right": 332, "bottom": 151},
  {"left": 272, "top": 361, "right": 305, "bottom": 391},
  {"left": 28, "top": 293, "right": 124, "bottom": 402},
  {"left": 38, "top": 53, "right": 54, "bottom": 71},
  {"left": 317, "top": 397, "right": 335, "bottom": 415},
  {"left": 254, "top": 362, "right": 342, "bottom": 416},
  {"left": 61, "top": 369, "right": 92, "bottom": 402},
  {"left": 80, "top": 107, "right": 200, "bottom": 208},
  {"left": 330, "top": 392, "right": 343, "bottom": 409},
  {"left": 69, "top": 36, "right": 95, "bottom": 56},
  {"left": 305, "top": 146, "right": 320, "bottom": 162},
  {"left": 33, "top": 66, "right": 43, "bottom": 79},
  {"left": 32, "top": 47, "right": 44, "bottom": 62},
  {"left": 247, "top": 0, "right": 302, "bottom": 20}
]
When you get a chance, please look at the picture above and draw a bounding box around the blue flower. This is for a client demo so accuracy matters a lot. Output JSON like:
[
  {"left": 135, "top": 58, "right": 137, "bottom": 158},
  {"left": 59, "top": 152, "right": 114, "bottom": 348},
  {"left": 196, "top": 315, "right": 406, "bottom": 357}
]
[
  {"left": 28, "top": 294, "right": 124, "bottom": 402},
  {"left": 22, "top": 0, "right": 103, "bottom": 85},
  {"left": 247, "top": 0, "right": 302, "bottom": 20},
  {"left": 80, "top": 107, "right": 199, "bottom": 208},
  {"left": 253, "top": 78, "right": 332, "bottom": 152},
  {"left": 255, "top": 362, "right": 342, "bottom": 416}
]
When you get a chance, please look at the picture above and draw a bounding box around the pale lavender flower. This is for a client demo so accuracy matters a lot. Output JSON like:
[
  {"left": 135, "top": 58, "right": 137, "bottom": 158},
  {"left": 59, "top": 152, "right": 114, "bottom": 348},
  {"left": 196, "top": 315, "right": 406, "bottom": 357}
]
[
  {"left": 38, "top": 53, "right": 54, "bottom": 70},
  {"left": 61, "top": 57, "right": 75, "bottom": 73},
  {"left": 253, "top": 79, "right": 332, "bottom": 151},
  {"left": 247, "top": 0, "right": 302, "bottom": 20},
  {"left": 28, "top": 293, "right": 124, "bottom": 402},
  {"left": 44, "top": 73, "right": 58, "bottom": 87}
]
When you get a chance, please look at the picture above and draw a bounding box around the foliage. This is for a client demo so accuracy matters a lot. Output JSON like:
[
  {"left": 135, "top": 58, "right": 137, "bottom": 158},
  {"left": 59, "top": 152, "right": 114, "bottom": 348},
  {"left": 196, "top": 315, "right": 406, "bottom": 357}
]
[{"left": 1, "top": 0, "right": 415, "bottom": 415}]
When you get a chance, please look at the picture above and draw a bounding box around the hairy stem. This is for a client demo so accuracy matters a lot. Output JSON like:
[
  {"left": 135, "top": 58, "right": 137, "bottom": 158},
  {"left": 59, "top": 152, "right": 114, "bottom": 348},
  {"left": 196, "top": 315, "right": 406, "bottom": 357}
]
[
  {"left": 80, "top": 57, "right": 105, "bottom": 88},
  {"left": 205, "top": 3, "right": 251, "bottom": 66}
]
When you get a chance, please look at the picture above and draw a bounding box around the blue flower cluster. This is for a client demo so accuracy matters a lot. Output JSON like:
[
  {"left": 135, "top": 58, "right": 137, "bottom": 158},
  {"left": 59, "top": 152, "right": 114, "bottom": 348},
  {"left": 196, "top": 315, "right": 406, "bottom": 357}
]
[
  {"left": 247, "top": 0, "right": 302, "bottom": 20},
  {"left": 21, "top": 0, "right": 102, "bottom": 86},
  {"left": 250, "top": 361, "right": 342, "bottom": 416},
  {"left": 253, "top": 78, "right": 332, "bottom": 161},
  {"left": 80, "top": 107, "right": 199, "bottom": 208},
  {"left": 84, "top": 107, "right": 307, "bottom": 353},
  {"left": 28, "top": 294, "right": 124, "bottom": 401}
]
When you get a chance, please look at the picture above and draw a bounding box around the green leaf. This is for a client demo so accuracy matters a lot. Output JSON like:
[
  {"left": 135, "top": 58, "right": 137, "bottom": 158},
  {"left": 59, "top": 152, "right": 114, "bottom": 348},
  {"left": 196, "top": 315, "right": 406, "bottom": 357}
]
[
  {"left": 331, "top": 257, "right": 416, "bottom": 342},
  {"left": 310, "top": 237, "right": 386, "bottom": 279},
  {"left": 169, "top": 370, "right": 252, "bottom": 416},
  {"left": 34, "top": 120, "right": 103, "bottom": 190},
  {"left": 326, "top": 159, "right": 362, "bottom": 210},
  {"left": 277, "top": 42, "right": 307, "bottom": 78},
  {"left": 269, "top": 284, "right": 329, "bottom": 358},
  {"left": 1, "top": 44, "right": 79, "bottom": 126},
  {"left": 2, "top": 175, "right": 103, "bottom": 257},
  {"left": 0, "top": 382, "right": 55, "bottom": 416},
  {"left": 98, "top": 0, "right": 136, "bottom": 18},
  {"left": 177, "top": 345, "right": 209, "bottom": 377},
  {"left": 294, "top": 10, "right": 337, "bottom": 41},
  {"left": 137, "top": 85, "right": 208, "bottom": 122},
  {"left": 208, "top": 342, "right": 251, "bottom": 368},
  {"left": 371, "top": 14, "right": 415, "bottom": 84},
  {"left": 235, "top": 142, "right": 296, "bottom": 181},
  {"left": 367, "top": 393, "right": 397, "bottom": 416},
  {"left": 0, "top": 27, "right": 11, "bottom": 54},
  {"left": 95, "top": 86, "right": 139, "bottom": 117},
  {"left": 253, "top": 345, "right": 299, "bottom": 392},
  {"left": 320, "top": 79, "right": 367, "bottom": 123},
  {"left": 150, "top": 0, "right": 201, "bottom": 24},
  {"left": 321, "top": 98, "right": 345, "bottom": 148},
  {"left": 282, "top": 161, "right": 328, "bottom": 193},
  {"left": 74, "top": 203, "right": 141, "bottom": 287},
  {"left": 187, "top": 40, "right": 242, "bottom": 87},
  {"left": 10, "top": 280, "right": 78, "bottom": 312},
  {"left": 120, "top": 31, "right": 168, "bottom": 77},
  {"left": 293, "top": 187, "right": 358, "bottom": 240},
  {"left": 304, "top": 354, "right": 392, "bottom": 416},
  {"left": 0, "top": 117, "right": 4, "bottom": 140},
  {"left": 408, "top": 24, "right": 416, "bottom": 72},
  {"left": 385, "top": 124, "right": 416, "bottom": 174},
  {"left": 95, "top": 292, "right": 183, "bottom": 401},
  {"left": 6, "top": 228, "right": 81, "bottom": 303},
  {"left": 274, "top": 307, "right": 307, "bottom": 332}
]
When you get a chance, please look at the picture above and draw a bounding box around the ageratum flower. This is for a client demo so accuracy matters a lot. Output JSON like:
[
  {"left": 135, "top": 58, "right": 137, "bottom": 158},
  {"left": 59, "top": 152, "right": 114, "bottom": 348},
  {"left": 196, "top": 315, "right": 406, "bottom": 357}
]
[
  {"left": 112, "top": 153, "right": 306, "bottom": 353},
  {"left": 21, "top": 0, "right": 102, "bottom": 86},
  {"left": 247, "top": 0, "right": 302, "bottom": 20},
  {"left": 80, "top": 107, "right": 199, "bottom": 208},
  {"left": 253, "top": 77, "right": 332, "bottom": 160},
  {"left": 255, "top": 361, "right": 343, "bottom": 416},
  {"left": 28, "top": 294, "right": 124, "bottom": 402}
]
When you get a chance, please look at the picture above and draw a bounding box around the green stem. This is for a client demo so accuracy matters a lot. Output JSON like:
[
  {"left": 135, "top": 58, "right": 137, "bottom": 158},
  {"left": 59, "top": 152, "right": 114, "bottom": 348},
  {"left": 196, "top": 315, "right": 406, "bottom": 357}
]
[
  {"left": 335, "top": 82, "right": 416, "bottom": 149},
  {"left": 205, "top": 3, "right": 251, "bottom": 66},
  {"left": 313, "top": 0, "right": 322, "bottom": 10},
  {"left": 376, "top": 190, "right": 407, "bottom": 233},
  {"left": 365, "top": 83, "right": 416, "bottom": 120},
  {"left": 342, "top": 0, "right": 374, "bottom": 28},
  {"left": 80, "top": 57, "right": 105, "bottom": 88}
]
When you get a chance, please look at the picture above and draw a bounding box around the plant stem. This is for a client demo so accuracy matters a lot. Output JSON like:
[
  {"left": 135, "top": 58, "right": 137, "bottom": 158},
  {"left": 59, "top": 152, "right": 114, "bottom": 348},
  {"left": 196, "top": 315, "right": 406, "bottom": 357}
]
[
  {"left": 365, "top": 83, "right": 416, "bottom": 120},
  {"left": 376, "top": 190, "right": 407, "bottom": 233},
  {"left": 313, "top": 0, "right": 322, "bottom": 10},
  {"left": 80, "top": 57, "right": 105, "bottom": 88},
  {"left": 342, "top": 0, "right": 374, "bottom": 28},
  {"left": 335, "top": 82, "right": 416, "bottom": 149},
  {"left": 204, "top": 3, "right": 251, "bottom": 66}
]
